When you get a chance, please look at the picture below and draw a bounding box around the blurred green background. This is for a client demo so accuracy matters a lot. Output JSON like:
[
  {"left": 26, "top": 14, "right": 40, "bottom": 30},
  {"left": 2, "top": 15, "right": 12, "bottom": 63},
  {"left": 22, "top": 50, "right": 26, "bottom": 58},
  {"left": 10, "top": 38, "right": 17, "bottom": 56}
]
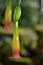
[{"left": 0, "top": 0, "right": 43, "bottom": 65}]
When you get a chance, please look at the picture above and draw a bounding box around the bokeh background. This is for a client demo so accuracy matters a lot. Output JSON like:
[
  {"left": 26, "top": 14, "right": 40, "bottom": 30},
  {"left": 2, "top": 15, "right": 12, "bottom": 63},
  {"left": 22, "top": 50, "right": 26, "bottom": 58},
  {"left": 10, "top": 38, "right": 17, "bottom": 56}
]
[{"left": 0, "top": 0, "right": 43, "bottom": 65}]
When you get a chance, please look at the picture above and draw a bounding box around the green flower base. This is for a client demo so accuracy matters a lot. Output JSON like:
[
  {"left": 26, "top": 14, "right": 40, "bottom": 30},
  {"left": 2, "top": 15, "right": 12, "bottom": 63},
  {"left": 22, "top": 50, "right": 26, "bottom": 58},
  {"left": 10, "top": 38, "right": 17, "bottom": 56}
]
[
  {"left": 4, "top": 58, "right": 32, "bottom": 65},
  {"left": 9, "top": 58, "right": 32, "bottom": 63},
  {"left": 0, "top": 28, "right": 13, "bottom": 34}
]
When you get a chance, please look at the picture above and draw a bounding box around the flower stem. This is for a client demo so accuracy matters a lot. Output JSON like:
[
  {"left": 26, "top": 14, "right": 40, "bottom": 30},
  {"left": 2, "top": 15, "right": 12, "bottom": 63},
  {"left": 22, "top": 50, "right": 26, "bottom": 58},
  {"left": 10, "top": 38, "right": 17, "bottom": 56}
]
[{"left": 12, "top": 21, "right": 20, "bottom": 58}]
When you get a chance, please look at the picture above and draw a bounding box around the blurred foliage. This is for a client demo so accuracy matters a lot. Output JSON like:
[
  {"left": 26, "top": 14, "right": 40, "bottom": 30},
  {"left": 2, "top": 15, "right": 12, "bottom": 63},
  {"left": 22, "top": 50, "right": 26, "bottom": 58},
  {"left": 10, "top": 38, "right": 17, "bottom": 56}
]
[{"left": 0, "top": 0, "right": 43, "bottom": 65}]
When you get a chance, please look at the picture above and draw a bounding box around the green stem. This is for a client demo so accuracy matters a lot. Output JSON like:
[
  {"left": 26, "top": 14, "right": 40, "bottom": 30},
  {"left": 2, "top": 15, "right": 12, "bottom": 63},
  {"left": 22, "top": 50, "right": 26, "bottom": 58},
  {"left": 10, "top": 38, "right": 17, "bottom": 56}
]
[
  {"left": 14, "top": 21, "right": 18, "bottom": 37},
  {"left": 12, "top": 21, "right": 20, "bottom": 58},
  {"left": 17, "top": 0, "right": 21, "bottom": 6}
]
